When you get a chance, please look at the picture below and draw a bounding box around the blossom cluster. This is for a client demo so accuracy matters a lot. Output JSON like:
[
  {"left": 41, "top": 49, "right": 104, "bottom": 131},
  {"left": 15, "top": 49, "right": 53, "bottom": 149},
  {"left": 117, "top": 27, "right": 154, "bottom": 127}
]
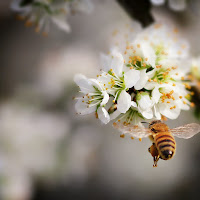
[
  {"left": 74, "top": 23, "right": 193, "bottom": 127},
  {"left": 150, "top": 0, "right": 187, "bottom": 11},
  {"left": 189, "top": 57, "right": 200, "bottom": 119},
  {"left": 11, "top": 0, "right": 93, "bottom": 35}
]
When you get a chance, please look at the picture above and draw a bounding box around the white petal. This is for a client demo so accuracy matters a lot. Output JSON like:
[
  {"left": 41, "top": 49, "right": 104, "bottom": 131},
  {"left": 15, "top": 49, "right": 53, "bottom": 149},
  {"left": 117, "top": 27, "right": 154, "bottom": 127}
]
[
  {"left": 141, "top": 108, "right": 153, "bottom": 119},
  {"left": 154, "top": 105, "right": 161, "bottom": 119},
  {"left": 90, "top": 78, "right": 103, "bottom": 91},
  {"left": 138, "top": 94, "right": 153, "bottom": 110},
  {"left": 131, "top": 101, "right": 137, "bottom": 108},
  {"left": 141, "top": 42, "right": 156, "bottom": 68},
  {"left": 158, "top": 103, "right": 180, "bottom": 119},
  {"left": 75, "top": 100, "right": 96, "bottom": 115},
  {"left": 150, "top": 0, "right": 165, "bottom": 6},
  {"left": 134, "top": 69, "right": 148, "bottom": 90},
  {"left": 100, "top": 53, "right": 111, "bottom": 72},
  {"left": 152, "top": 87, "right": 161, "bottom": 103},
  {"left": 110, "top": 110, "right": 121, "bottom": 120},
  {"left": 117, "top": 90, "right": 132, "bottom": 113},
  {"left": 97, "top": 107, "right": 110, "bottom": 124},
  {"left": 144, "top": 82, "right": 157, "bottom": 90},
  {"left": 124, "top": 69, "right": 140, "bottom": 88},
  {"left": 100, "top": 91, "right": 109, "bottom": 106},
  {"left": 110, "top": 50, "right": 124, "bottom": 76},
  {"left": 74, "top": 74, "right": 94, "bottom": 93},
  {"left": 52, "top": 16, "right": 71, "bottom": 33},
  {"left": 168, "top": 0, "right": 186, "bottom": 11}
]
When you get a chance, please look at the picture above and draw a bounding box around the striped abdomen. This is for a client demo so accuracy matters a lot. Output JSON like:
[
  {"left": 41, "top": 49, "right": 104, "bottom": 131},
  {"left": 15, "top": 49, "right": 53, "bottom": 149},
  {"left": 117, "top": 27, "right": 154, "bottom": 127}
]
[{"left": 154, "top": 132, "right": 176, "bottom": 160}]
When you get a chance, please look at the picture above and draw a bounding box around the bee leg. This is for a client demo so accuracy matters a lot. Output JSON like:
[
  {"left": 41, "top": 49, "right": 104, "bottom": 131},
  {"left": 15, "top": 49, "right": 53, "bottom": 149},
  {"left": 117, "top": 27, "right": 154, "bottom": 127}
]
[{"left": 153, "top": 156, "right": 159, "bottom": 167}]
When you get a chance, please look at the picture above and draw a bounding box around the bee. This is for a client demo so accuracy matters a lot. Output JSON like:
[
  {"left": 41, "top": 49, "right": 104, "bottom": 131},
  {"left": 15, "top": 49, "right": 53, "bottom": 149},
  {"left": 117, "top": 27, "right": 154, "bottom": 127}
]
[{"left": 113, "top": 120, "right": 200, "bottom": 167}]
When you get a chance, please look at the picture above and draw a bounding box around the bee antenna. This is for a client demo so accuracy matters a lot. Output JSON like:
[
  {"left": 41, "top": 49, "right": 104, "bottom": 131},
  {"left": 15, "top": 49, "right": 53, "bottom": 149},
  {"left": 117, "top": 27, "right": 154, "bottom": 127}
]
[{"left": 141, "top": 121, "right": 148, "bottom": 124}]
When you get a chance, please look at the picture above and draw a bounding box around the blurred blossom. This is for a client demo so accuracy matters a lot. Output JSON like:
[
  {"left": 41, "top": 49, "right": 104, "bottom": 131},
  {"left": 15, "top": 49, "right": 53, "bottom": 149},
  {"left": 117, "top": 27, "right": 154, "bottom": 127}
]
[
  {"left": 0, "top": 102, "right": 70, "bottom": 200},
  {"left": 74, "top": 22, "right": 192, "bottom": 130},
  {"left": 190, "top": 57, "right": 200, "bottom": 119},
  {"left": 35, "top": 46, "right": 98, "bottom": 102},
  {"left": 150, "top": 0, "right": 187, "bottom": 11},
  {"left": 11, "top": 0, "right": 93, "bottom": 35},
  {"left": 63, "top": 125, "right": 103, "bottom": 185}
]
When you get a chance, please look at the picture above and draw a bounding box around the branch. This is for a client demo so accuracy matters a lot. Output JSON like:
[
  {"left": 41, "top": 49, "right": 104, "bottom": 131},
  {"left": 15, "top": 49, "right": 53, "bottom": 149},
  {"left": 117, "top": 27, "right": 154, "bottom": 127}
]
[{"left": 116, "top": 0, "right": 154, "bottom": 27}]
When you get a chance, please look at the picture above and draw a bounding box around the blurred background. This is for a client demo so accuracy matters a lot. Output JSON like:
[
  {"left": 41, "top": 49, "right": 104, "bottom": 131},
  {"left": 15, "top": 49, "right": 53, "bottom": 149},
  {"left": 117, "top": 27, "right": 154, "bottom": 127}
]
[{"left": 0, "top": 0, "right": 200, "bottom": 200}]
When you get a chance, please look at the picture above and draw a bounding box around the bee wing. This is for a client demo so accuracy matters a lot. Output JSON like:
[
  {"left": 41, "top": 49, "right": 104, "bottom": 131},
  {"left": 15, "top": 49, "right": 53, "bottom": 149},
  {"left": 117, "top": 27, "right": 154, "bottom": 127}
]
[
  {"left": 113, "top": 122, "right": 151, "bottom": 138},
  {"left": 171, "top": 123, "right": 200, "bottom": 139}
]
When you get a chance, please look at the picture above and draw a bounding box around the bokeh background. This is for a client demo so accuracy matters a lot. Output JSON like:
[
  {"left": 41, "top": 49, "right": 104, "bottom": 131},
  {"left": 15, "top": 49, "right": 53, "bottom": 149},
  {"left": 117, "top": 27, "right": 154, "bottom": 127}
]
[{"left": 0, "top": 0, "right": 200, "bottom": 200}]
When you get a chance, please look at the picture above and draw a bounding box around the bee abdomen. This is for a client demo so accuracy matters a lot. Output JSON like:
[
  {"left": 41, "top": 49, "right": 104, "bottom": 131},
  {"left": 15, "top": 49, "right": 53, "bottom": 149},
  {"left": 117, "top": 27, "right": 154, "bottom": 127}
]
[{"left": 155, "top": 133, "right": 176, "bottom": 160}]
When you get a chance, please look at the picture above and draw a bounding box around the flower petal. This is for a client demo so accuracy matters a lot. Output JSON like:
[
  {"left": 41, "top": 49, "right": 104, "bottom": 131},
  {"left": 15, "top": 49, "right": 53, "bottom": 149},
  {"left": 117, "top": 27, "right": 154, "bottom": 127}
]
[
  {"left": 117, "top": 90, "right": 132, "bottom": 113},
  {"left": 110, "top": 49, "right": 124, "bottom": 76},
  {"left": 52, "top": 16, "right": 71, "bottom": 33},
  {"left": 152, "top": 87, "right": 161, "bottom": 103},
  {"left": 97, "top": 107, "right": 110, "bottom": 124},
  {"left": 141, "top": 108, "right": 153, "bottom": 119},
  {"left": 100, "top": 91, "right": 109, "bottom": 106},
  {"left": 134, "top": 69, "right": 148, "bottom": 90},
  {"left": 138, "top": 94, "right": 153, "bottom": 110},
  {"left": 75, "top": 99, "right": 96, "bottom": 115},
  {"left": 74, "top": 74, "right": 94, "bottom": 93},
  {"left": 168, "top": 0, "right": 186, "bottom": 11},
  {"left": 124, "top": 69, "right": 140, "bottom": 88},
  {"left": 158, "top": 103, "right": 180, "bottom": 119},
  {"left": 141, "top": 42, "right": 156, "bottom": 68},
  {"left": 150, "top": 0, "right": 165, "bottom": 6}
]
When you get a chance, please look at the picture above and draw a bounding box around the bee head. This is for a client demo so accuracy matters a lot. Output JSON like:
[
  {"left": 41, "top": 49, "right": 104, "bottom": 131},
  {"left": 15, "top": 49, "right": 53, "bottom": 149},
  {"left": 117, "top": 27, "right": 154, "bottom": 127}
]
[{"left": 149, "top": 120, "right": 169, "bottom": 133}]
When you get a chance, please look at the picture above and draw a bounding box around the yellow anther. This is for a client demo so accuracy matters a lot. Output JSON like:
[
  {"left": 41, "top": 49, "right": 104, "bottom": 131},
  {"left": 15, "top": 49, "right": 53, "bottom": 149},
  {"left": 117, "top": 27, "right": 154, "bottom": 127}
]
[
  {"left": 131, "top": 136, "right": 134, "bottom": 140},
  {"left": 137, "top": 44, "right": 141, "bottom": 48},
  {"left": 120, "top": 134, "right": 125, "bottom": 138},
  {"left": 179, "top": 96, "right": 183, "bottom": 99},
  {"left": 172, "top": 83, "right": 176, "bottom": 86},
  {"left": 191, "top": 102, "right": 195, "bottom": 107},
  {"left": 139, "top": 138, "right": 142, "bottom": 142}
]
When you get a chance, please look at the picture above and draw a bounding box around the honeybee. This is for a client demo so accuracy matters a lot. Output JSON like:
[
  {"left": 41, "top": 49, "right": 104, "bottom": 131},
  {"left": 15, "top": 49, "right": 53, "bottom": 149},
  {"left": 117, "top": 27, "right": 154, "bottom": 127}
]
[{"left": 113, "top": 120, "right": 200, "bottom": 167}]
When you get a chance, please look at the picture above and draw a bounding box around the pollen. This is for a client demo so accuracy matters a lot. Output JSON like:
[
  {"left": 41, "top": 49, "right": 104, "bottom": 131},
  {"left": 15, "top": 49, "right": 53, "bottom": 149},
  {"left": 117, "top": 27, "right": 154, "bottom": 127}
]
[
  {"left": 112, "top": 100, "right": 115, "bottom": 103},
  {"left": 173, "top": 28, "right": 179, "bottom": 33},
  {"left": 183, "top": 101, "right": 187, "bottom": 104},
  {"left": 131, "top": 136, "right": 134, "bottom": 140},
  {"left": 120, "top": 134, "right": 125, "bottom": 138},
  {"left": 177, "top": 50, "right": 182, "bottom": 55},
  {"left": 137, "top": 44, "right": 141, "bottom": 48},
  {"left": 179, "top": 96, "right": 183, "bottom": 99},
  {"left": 25, "top": 20, "right": 33, "bottom": 27},
  {"left": 172, "top": 83, "right": 176, "bottom": 86},
  {"left": 181, "top": 77, "right": 185, "bottom": 80},
  {"left": 145, "top": 58, "right": 148, "bottom": 61},
  {"left": 190, "top": 102, "right": 195, "bottom": 107},
  {"left": 139, "top": 138, "right": 142, "bottom": 141},
  {"left": 124, "top": 51, "right": 127, "bottom": 54},
  {"left": 154, "top": 23, "right": 162, "bottom": 29},
  {"left": 112, "top": 29, "right": 118, "bottom": 36}
]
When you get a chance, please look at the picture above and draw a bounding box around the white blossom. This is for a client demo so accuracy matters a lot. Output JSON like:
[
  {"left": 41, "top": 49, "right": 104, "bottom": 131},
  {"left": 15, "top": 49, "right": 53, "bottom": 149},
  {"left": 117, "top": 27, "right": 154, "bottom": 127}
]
[
  {"left": 74, "top": 23, "right": 192, "bottom": 128},
  {"left": 74, "top": 74, "right": 110, "bottom": 124},
  {"left": 11, "top": 0, "right": 93, "bottom": 34},
  {"left": 151, "top": 0, "right": 187, "bottom": 11}
]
